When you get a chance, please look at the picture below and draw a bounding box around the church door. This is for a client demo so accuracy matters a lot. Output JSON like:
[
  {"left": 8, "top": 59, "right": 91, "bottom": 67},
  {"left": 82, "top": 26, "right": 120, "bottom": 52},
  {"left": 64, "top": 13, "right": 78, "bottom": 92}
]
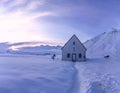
[{"left": 72, "top": 53, "right": 76, "bottom": 62}]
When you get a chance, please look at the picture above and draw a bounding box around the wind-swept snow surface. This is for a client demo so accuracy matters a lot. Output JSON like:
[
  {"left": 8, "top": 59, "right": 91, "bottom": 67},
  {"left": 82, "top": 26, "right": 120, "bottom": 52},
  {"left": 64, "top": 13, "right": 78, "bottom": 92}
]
[
  {"left": 75, "top": 58, "right": 120, "bottom": 93},
  {"left": 0, "top": 55, "right": 75, "bottom": 93},
  {"left": 1, "top": 55, "right": 120, "bottom": 93}
]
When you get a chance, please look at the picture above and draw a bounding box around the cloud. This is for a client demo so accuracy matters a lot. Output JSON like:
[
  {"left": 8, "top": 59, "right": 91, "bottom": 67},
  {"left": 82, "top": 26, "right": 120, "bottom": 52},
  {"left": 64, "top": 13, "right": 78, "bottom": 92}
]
[
  {"left": 0, "top": 0, "right": 46, "bottom": 13},
  {"left": 1, "top": 0, "right": 119, "bottom": 45},
  {"left": 24, "top": 0, "right": 45, "bottom": 11},
  {"left": 9, "top": 0, "right": 27, "bottom": 6},
  {"left": 0, "top": 0, "right": 56, "bottom": 43},
  {"left": 0, "top": 0, "right": 95, "bottom": 44},
  {"left": 0, "top": 0, "right": 10, "bottom": 4}
]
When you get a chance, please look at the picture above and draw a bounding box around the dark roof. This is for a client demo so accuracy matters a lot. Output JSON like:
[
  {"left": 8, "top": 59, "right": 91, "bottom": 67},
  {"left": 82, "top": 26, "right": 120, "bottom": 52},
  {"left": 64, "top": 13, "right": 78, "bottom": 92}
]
[{"left": 61, "top": 34, "right": 87, "bottom": 51}]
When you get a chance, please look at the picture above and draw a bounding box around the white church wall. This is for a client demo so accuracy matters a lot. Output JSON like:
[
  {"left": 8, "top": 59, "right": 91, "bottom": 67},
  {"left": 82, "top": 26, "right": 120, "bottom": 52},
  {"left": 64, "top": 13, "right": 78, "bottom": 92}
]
[{"left": 62, "top": 35, "right": 86, "bottom": 62}]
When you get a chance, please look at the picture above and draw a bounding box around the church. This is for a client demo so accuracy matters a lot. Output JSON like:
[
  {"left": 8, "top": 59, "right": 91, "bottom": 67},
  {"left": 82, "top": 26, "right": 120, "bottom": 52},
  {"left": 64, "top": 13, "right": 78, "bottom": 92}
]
[{"left": 61, "top": 35, "right": 87, "bottom": 62}]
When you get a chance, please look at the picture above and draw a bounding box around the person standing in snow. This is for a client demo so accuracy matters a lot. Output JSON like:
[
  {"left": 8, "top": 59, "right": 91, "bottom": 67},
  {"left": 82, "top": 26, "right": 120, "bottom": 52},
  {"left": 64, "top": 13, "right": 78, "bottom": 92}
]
[{"left": 51, "top": 54, "right": 56, "bottom": 60}]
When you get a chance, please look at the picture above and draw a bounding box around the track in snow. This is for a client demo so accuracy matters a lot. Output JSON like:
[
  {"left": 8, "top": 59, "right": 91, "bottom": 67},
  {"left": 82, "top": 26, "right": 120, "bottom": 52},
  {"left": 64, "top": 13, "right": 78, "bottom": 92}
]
[
  {"left": 74, "top": 58, "right": 120, "bottom": 93},
  {"left": 67, "top": 63, "right": 80, "bottom": 93}
]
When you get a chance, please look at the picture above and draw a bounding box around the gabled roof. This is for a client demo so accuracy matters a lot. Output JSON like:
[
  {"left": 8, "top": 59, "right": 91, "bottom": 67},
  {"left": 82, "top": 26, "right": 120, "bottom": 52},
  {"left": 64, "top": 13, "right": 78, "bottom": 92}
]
[{"left": 62, "top": 34, "right": 87, "bottom": 51}]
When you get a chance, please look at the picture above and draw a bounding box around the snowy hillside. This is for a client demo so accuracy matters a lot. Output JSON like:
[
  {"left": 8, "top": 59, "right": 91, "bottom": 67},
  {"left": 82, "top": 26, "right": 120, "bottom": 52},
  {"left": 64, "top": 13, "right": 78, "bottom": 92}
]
[{"left": 84, "top": 30, "right": 120, "bottom": 58}]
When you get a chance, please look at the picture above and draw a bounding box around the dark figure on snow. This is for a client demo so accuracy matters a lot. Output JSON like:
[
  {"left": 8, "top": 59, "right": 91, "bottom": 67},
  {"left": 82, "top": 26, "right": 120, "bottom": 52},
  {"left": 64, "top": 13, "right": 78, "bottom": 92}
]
[
  {"left": 104, "top": 55, "right": 110, "bottom": 58},
  {"left": 51, "top": 54, "right": 56, "bottom": 60}
]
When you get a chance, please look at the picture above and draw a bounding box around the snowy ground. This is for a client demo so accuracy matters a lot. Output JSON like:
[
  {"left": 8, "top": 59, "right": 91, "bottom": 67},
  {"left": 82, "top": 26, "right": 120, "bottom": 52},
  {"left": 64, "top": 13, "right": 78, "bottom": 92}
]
[
  {"left": 75, "top": 58, "right": 120, "bottom": 93},
  {"left": 0, "top": 55, "right": 75, "bottom": 93},
  {"left": 0, "top": 55, "right": 120, "bottom": 93}
]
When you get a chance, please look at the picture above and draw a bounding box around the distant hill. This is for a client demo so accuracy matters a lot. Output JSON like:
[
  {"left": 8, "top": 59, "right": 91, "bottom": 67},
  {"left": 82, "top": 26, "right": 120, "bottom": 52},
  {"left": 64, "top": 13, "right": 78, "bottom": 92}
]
[
  {"left": 0, "top": 42, "right": 62, "bottom": 55},
  {"left": 8, "top": 45, "right": 62, "bottom": 55},
  {"left": 0, "top": 42, "right": 10, "bottom": 54}
]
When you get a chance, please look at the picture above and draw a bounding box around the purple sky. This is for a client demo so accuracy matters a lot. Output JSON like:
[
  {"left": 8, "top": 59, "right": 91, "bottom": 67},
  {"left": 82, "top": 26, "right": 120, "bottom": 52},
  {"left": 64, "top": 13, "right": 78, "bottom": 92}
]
[{"left": 0, "top": 0, "right": 120, "bottom": 45}]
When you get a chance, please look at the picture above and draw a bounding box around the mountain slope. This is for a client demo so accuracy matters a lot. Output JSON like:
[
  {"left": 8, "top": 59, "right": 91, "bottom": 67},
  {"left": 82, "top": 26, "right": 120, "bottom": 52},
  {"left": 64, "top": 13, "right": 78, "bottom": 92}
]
[{"left": 84, "top": 30, "right": 120, "bottom": 58}]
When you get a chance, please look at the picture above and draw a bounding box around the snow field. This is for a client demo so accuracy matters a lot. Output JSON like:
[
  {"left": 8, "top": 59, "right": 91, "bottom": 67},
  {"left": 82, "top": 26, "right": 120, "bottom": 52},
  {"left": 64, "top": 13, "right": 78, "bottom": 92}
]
[
  {"left": 0, "top": 55, "right": 120, "bottom": 93},
  {"left": 0, "top": 55, "right": 75, "bottom": 93},
  {"left": 75, "top": 58, "right": 120, "bottom": 93}
]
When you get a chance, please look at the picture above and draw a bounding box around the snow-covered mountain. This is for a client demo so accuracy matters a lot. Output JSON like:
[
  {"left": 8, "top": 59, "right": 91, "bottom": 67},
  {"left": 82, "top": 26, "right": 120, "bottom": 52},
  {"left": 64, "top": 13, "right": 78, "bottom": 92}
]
[
  {"left": 8, "top": 45, "right": 61, "bottom": 55},
  {"left": 84, "top": 30, "right": 120, "bottom": 58},
  {"left": 0, "top": 42, "right": 62, "bottom": 55}
]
